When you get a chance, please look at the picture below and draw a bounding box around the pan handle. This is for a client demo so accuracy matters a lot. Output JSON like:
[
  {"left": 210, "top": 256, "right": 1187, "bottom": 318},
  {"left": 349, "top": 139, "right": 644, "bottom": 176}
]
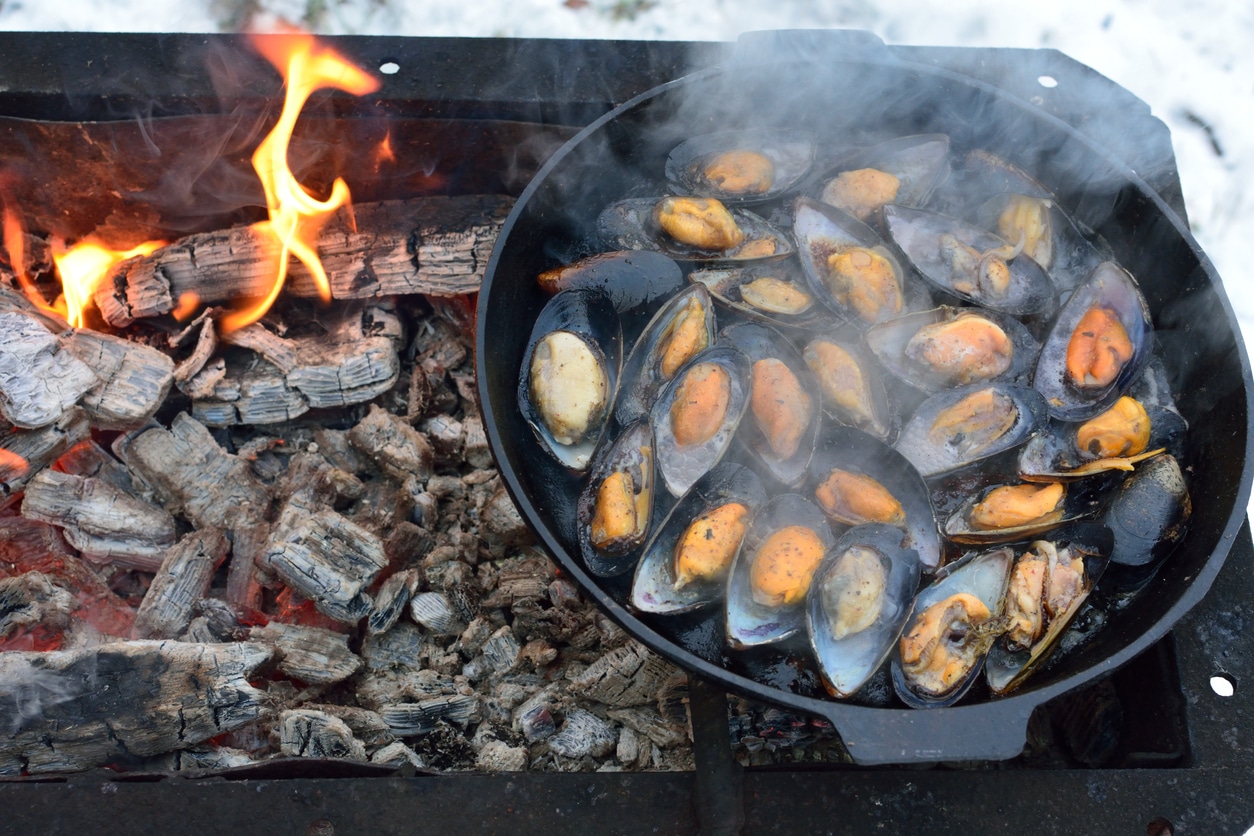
[
  {"left": 818, "top": 699, "right": 1036, "bottom": 765},
  {"left": 731, "top": 29, "right": 896, "bottom": 67}
]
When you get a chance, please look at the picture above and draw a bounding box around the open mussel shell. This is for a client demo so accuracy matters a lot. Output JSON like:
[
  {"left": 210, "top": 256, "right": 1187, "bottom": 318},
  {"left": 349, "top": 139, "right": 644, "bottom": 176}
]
[
  {"left": 631, "top": 462, "right": 767, "bottom": 615},
  {"left": 726, "top": 493, "right": 835, "bottom": 648},
  {"left": 721, "top": 322, "right": 821, "bottom": 487},
  {"left": 651, "top": 345, "right": 753, "bottom": 498},
  {"left": 808, "top": 523, "right": 923, "bottom": 698},
  {"left": 1033, "top": 261, "right": 1154, "bottom": 421},
  {"left": 793, "top": 197, "right": 929, "bottom": 327},
  {"left": 807, "top": 425, "right": 941, "bottom": 571},
  {"left": 970, "top": 193, "right": 1113, "bottom": 295},
  {"left": 883, "top": 205, "right": 1057, "bottom": 317},
  {"left": 596, "top": 197, "right": 793, "bottom": 263},
  {"left": 576, "top": 420, "right": 658, "bottom": 578},
  {"left": 985, "top": 523, "right": 1113, "bottom": 695},
  {"left": 616, "top": 284, "right": 718, "bottom": 426},
  {"left": 1103, "top": 453, "right": 1191, "bottom": 567},
  {"left": 926, "top": 148, "right": 1052, "bottom": 219},
  {"left": 814, "top": 133, "right": 951, "bottom": 222},
  {"left": 665, "top": 129, "right": 815, "bottom": 204},
  {"left": 802, "top": 336, "right": 893, "bottom": 442},
  {"left": 865, "top": 306, "right": 1040, "bottom": 394},
  {"left": 1018, "top": 400, "right": 1187, "bottom": 481},
  {"left": 895, "top": 383, "right": 1049, "bottom": 478},
  {"left": 517, "top": 287, "right": 622, "bottom": 472},
  {"left": 891, "top": 546, "right": 1014, "bottom": 708},
  {"left": 689, "top": 262, "right": 836, "bottom": 331},
  {"left": 943, "top": 481, "right": 1083, "bottom": 544}
]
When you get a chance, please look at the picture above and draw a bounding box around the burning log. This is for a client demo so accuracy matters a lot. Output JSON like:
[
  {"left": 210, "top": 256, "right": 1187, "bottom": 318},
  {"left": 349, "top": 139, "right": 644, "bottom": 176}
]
[
  {"left": 264, "top": 500, "right": 389, "bottom": 624},
  {"left": 64, "top": 329, "right": 174, "bottom": 429},
  {"left": 132, "top": 528, "right": 229, "bottom": 639},
  {"left": 124, "top": 412, "right": 270, "bottom": 530},
  {"left": 0, "top": 640, "right": 272, "bottom": 775},
  {"left": 0, "top": 311, "right": 97, "bottom": 428},
  {"left": 0, "top": 407, "right": 90, "bottom": 499},
  {"left": 20, "top": 470, "right": 177, "bottom": 571},
  {"left": 95, "top": 196, "right": 515, "bottom": 327}
]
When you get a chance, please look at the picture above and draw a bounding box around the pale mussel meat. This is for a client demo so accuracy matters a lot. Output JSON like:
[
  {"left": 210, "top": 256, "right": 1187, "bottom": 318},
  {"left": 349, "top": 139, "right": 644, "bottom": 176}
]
[
  {"left": 807, "top": 424, "right": 941, "bottom": 571},
  {"left": 884, "top": 204, "right": 1057, "bottom": 316},
  {"left": 866, "top": 306, "right": 1039, "bottom": 393},
  {"left": 722, "top": 322, "right": 821, "bottom": 487},
  {"left": 726, "top": 493, "right": 835, "bottom": 648},
  {"left": 802, "top": 336, "right": 893, "bottom": 441},
  {"left": 970, "top": 193, "right": 1113, "bottom": 294},
  {"left": 518, "top": 287, "right": 622, "bottom": 472},
  {"left": 597, "top": 196, "right": 793, "bottom": 262},
  {"left": 631, "top": 462, "right": 767, "bottom": 615},
  {"left": 815, "top": 134, "right": 951, "bottom": 224},
  {"left": 577, "top": 419, "right": 658, "bottom": 577},
  {"left": 894, "top": 383, "right": 1049, "bottom": 478},
  {"left": 616, "top": 284, "right": 718, "bottom": 425},
  {"left": 892, "top": 546, "right": 1014, "bottom": 708},
  {"left": 793, "top": 196, "right": 927, "bottom": 326},
  {"left": 1033, "top": 261, "right": 1154, "bottom": 421},
  {"left": 985, "top": 523, "right": 1113, "bottom": 694},
  {"left": 651, "top": 344, "right": 753, "bottom": 497},
  {"left": 808, "top": 523, "right": 923, "bottom": 698},
  {"left": 665, "top": 129, "right": 816, "bottom": 204}
]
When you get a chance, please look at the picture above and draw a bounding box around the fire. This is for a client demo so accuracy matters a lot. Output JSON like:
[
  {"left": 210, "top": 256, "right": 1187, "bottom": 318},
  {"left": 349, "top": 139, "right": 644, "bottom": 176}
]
[
  {"left": 4, "top": 204, "right": 162, "bottom": 328},
  {"left": 220, "top": 32, "right": 380, "bottom": 333},
  {"left": 374, "top": 130, "right": 397, "bottom": 169}
]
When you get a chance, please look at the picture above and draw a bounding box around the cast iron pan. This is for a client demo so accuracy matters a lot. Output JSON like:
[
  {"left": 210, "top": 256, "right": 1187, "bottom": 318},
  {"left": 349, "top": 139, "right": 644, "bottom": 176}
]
[{"left": 476, "top": 31, "right": 1254, "bottom": 764}]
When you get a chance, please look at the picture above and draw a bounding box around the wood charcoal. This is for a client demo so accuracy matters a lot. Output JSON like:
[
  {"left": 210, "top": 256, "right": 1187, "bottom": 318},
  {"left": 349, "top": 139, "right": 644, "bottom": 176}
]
[
  {"left": 251, "top": 622, "right": 361, "bottom": 685},
  {"left": 480, "top": 626, "right": 521, "bottom": 675},
  {"left": 606, "top": 706, "right": 688, "bottom": 749},
  {"left": 172, "top": 316, "right": 217, "bottom": 393},
  {"left": 310, "top": 428, "right": 368, "bottom": 473},
  {"left": 0, "top": 640, "right": 271, "bottom": 775},
  {"left": 616, "top": 725, "right": 642, "bottom": 767},
  {"left": 132, "top": 528, "right": 229, "bottom": 639},
  {"left": 192, "top": 598, "right": 251, "bottom": 642},
  {"left": 379, "top": 694, "right": 480, "bottom": 736},
  {"left": 409, "top": 591, "right": 464, "bottom": 636},
  {"left": 221, "top": 323, "right": 299, "bottom": 372},
  {"left": 568, "top": 641, "right": 678, "bottom": 708},
  {"left": 21, "top": 469, "right": 176, "bottom": 571},
  {"left": 460, "top": 414, "right": 492, "bottom": 469},
  {"left": 264, "top": 500, "right": 388, "bottom": 624},
  {"left": 279, "top": 451, "right": 363, "bottom": 509},
  {"left": 406, "top": 362, "right": 431, "bottom": 423},
  {"left": 367, "top": 568, "right": 421, "bottom": 636},
  {"left": 347, "top": 403, "right": 434, "bottom": 481},
  {"left": 125, "top": 412, "right": 270, "bottom": 529},
  {"left": 308, "top": 704, "right": 396, "bottom": 749},
  {"left": 0, "top": 406, "right": 90, "bottom": 499},
  {"left": 0, "top": 517, "right": 74, "bottom": 566},
  {"left": 64, "top": 329, "right": 174, "bottom": 429},
  {"left": 479, "top": 487, "right": 533, "bottom": 557},
  {"left": 513, "top": 683, "right": 562, "bottom": 743},
  {"left": 279, "top": 709, "right": 367, "bottom": 761},
  {"left": 420, "top": 414, "right": 463, "bottom": 464},
  {"left": 383, "top": 521, "right": 435, "bottom": 569},
  {"left": 190, "top": 356, "right": 309, "bottom": 425},
  {"left": 475, "top": 738, "right": 529, "bottom": 772},
  {"left": 96, "top": 196, "right": 514, "bottom": 326},
  {"left": 0, "top": 572, "right": 74, "bottom": 639},
  {"left": 45, "top": 437, "right": 133, "bottom": 494},
  {"left": 225, "top": 523, "right": 269, "bottom": 611},
  {"left": 0, "top": 312, "right": 97, "bottom": 429},
  {"left": 548, "top": 709, "right": 617, "bottom": 760},
  {"left": 518, "top": 639, "right": 558, "bottom": 670},
  {"left": 351, "top": 477, "right": 415, "bottom": 534},
  {"left": 370, "top": 740, "right": 426, "bottom": 770}
]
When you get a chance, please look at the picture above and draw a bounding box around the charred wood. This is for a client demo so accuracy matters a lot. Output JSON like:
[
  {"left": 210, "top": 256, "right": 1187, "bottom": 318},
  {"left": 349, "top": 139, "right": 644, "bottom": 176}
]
[
  {"left": 64, "top": 329, "right": 174, "bottom": 429},
  {"left": 568, "top": 641, "right": 678, "bottom": 709},
  {"left": 279, "top": 709, "right": 368, "bottom": 761},
  {"left": 96, "top": 196, "right": 514, "bottom": 326},
  {"left": 348, "top": 403, "right": 434, "bottom": 482},
  {"left": 0, "top": 407, "right": 90, "bottom": 499},
  {"left": 251, "top": 622, "right": 361, "bottom": 685},
  {"left": 20, "top": 469, "right": 177, "bottom": 571},
  {"left": 132, "top": 528, "right": 229, "bottom": 639},
  {"left": 0, "top": 640, "right": 271, "bottom": 775},
  {"left": 0, "top": 311, "right": 97, "bottom": 428},
  {"left": 0, "top": 572, "right": 74, "bottom": 640}
]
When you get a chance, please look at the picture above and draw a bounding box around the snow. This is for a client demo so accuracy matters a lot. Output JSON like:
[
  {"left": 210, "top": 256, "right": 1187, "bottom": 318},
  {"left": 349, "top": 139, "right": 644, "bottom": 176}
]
[{"left": 1, "top": 1, "right": 1251, "bottom": 498}]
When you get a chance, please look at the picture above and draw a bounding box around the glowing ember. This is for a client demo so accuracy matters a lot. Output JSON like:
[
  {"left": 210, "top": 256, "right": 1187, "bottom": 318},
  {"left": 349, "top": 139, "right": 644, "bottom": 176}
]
[
  {"left": 171, "top": 291, "right": 201, "bottom": 322},
  {"left": 0, "top": 448, "right": 28, "bottom": 481},
  {"left": 53, "top": 240, "right": 163, "bottom": 329},
  {"left": 220, "top": 32, "right": 380, "bottom": 333}
]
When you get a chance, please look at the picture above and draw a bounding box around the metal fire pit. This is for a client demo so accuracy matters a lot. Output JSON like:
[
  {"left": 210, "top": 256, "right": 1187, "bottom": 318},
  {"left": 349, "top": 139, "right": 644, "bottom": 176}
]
[{"left": 2, "top": 32, "right": 1254, "bottom": 835}]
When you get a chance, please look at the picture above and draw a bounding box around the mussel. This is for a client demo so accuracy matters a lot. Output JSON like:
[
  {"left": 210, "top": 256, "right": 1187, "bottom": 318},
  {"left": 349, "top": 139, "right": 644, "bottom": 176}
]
[
  {"left": 689, "top": 263, "right": 834, "bottom": 330},
  {"left": 597, "top": 197, "right": 793, "bottom": 262},
  {"left": 892, "top": 547, "right": 1014, "bottom": 708},
  {"left": 808, "top": 523, "right": 923, "bottom": 698},
  {"left": 943, "top": 481, "right": 1075, "bottom": 544},
  {"left": 518, "top": 288, "right": 622, "bottom": 471},
  {"left": 631, "top": 463, "right": 768, "bottom": 615},
  {"left": 616, "top": 284, "right": 718, "bottom": 425},
  {"left": 726, "top": 494, "right": 835, "bottom": 648},
  {"left": 815, "top": 134, "right": 951, "bottom": 223},
  {"left": 576, "top": 420, "right": 657, "bottom": 577},
  {"left": 1103, "top": 453, "right": 1191, "bottom": 567},
  {"left": 1033, "top": 262, "right": 1153, "bottom": 421},
  {"left": 651, "top": 345, "right": 753, "bottom": 497},
  {"left": 802, "top": 337, "right": 893, "bottom": 441},
  {"left": 666, "top": 129, "right": 816, "bottom": 203}
]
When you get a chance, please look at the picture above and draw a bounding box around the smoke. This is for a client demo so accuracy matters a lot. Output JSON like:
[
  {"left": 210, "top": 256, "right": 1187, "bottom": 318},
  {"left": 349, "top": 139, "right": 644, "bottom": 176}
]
[{"left": 0, "top": 653, "right": 95, "bottom": 734}]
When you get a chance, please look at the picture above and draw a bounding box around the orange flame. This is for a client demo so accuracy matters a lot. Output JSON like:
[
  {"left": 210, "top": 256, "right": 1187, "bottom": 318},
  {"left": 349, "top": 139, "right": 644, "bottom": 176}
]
[
  {"left": 374, "top": 130, "right": 396, "bottom": 170},
  {"left": 220, "top": 32, "right": 379, "bottom": 333},
  {"left": 52, "top": 239, "right": 164, "bottom": 329}
]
